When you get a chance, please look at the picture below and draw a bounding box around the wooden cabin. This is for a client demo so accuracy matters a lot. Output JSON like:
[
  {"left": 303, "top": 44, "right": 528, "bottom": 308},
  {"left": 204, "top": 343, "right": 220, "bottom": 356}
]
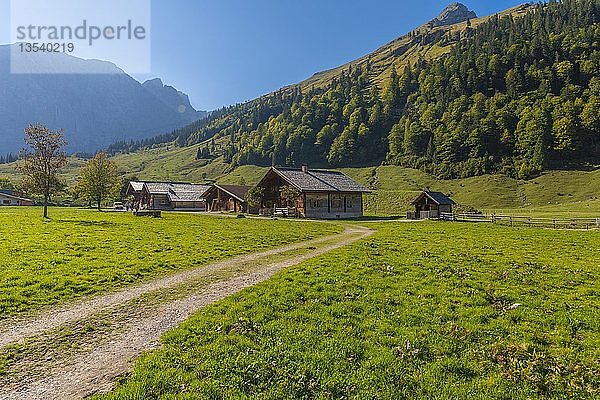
[
  {"left": 255, "top": 166, "right": 370, "bottom": 219},
  {"left": 141, "top": 182, "right": 211, "bottom": 211},
  {"left": 204, "top": 184, "right": 250, "bottom": 213},
  {"left": 409, "top": 189, "right": 456, "bottom": 219},
  {"left": 0, "top": 190, "right": 34, "bottom": 206},
  {"left": 126, "top": 181, "right": 145, "bottom": 203}
]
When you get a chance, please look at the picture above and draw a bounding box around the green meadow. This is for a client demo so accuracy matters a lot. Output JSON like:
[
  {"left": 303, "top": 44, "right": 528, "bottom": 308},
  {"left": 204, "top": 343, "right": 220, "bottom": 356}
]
[
  {"left": 96, "top": 222, "right": 599, "bottom": 400},
  {"left": 0, "top": 208, "right": 341, "bottom": 317}
]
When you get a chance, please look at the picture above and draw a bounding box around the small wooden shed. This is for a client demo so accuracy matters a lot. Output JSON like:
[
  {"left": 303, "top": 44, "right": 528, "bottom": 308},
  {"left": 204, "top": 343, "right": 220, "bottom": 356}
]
[{"left": 409, "top": 189, "right": 456, "bottom": 220}]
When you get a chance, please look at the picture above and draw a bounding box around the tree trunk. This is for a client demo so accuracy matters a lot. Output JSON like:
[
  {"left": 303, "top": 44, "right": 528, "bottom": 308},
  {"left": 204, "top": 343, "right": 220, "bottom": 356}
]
[
  {"left": 43, "top": 195, "right": 49, "bottom": 219},
  {"left": 97, "top": 197, "right": 102, "bottom": 211}
]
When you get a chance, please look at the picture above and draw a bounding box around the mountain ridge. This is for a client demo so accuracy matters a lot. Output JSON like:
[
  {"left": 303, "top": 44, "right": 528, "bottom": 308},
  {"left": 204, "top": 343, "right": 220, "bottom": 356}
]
[
  {"left": 0, "top": 45, "right": 207, "bottom": 155},
  {"left": 142, "top": 78, "right": 208, "bottom": 122},
  {"left": 430, "top": 2, "right": 477, "bottom": 27},
  {"left": 295, "top": 3, "right": 529, "bottom": 91}
]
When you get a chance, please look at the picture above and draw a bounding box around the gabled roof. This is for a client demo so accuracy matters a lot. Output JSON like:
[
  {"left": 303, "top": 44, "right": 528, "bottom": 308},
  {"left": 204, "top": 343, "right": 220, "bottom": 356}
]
[
  {"left": 412, "top": 190, "right": 456, "bottom": 205},
  {"left": 204, "top": 184, "right": 250, "bottom": 202},
  {"left": 266, "top": 167, "right": 370, "bottom": 193},
  {"left": 0, "top": 192, "right": 33, "bottom": 202},
  {"left": 128, "top": 181, "right": 145, "bottom": 192},
  {"left": 215, "top": 185, "right": 250, "bottom": 202},
  {"left": 142, "top": 182, "right": 211, "bottom": 202}
]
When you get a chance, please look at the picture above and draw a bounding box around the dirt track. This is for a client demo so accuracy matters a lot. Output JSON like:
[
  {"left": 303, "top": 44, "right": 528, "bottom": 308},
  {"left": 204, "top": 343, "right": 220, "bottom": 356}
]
[{"left": 0, "top": 225, "right": 373, "bottom": 400}]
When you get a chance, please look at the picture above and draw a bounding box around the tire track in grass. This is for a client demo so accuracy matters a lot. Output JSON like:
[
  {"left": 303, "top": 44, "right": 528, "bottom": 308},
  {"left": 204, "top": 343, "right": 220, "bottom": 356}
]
[
  {"left": 0, "top": 228, "right": 346, "bottom": 349},
  {"left": 0, "top": 225, "right": 374, "bottom": 400}
]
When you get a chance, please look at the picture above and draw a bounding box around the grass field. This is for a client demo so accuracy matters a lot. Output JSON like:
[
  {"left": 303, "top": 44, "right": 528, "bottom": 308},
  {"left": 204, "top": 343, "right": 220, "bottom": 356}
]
[
  {"left": 0, "top": 208, "right": 341, "bottom": 317},
  {"left": 96, "top": 222, "right": 599, "bottom": 400}
]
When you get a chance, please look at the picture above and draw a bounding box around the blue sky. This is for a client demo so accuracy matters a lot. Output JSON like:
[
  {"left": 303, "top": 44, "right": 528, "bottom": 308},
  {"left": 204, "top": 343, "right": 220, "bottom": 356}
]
[{"left": 1, "top": 1, "right": 526, "bottom": 110}]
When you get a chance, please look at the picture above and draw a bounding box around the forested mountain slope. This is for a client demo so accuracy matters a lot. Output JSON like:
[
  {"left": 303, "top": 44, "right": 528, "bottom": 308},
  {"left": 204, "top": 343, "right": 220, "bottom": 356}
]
[{"left": 114, "top": 1, "right": 600, "bottom": 179}]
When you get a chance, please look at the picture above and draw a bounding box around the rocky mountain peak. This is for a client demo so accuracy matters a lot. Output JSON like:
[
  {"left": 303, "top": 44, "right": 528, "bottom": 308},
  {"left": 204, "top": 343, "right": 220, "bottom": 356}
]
[{"left": 430, "top": 2, "right": 477, "bottom": 27}]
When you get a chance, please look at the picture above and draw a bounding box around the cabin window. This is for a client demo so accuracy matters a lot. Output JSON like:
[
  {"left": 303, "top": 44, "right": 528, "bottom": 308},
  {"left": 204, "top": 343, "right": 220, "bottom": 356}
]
[
  {"left": 309, "top": 196, "right": 325, "bottom": 209},
  {"left": 331, "top": 198, "right": 343, "bottom": 209},
  {"left": 2, "top": 200, "right": 10, "bottom": 205}
]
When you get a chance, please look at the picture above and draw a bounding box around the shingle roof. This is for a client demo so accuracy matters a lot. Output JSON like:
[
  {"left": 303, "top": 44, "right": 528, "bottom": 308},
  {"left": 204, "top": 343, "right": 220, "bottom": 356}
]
[
  {"left": 272, "top": 167, "right": 370, "bottom": 193},
  {"left": 215, "top": 185, "right": 250, "bottom": 202},
  {"left": 412, "top": 190, "right": 456, "bottom": 205},
  {"left": 169, "top": 186, "right": 212, "bottom": 202},
  {"left": 129, "top": 181, "right": 145, "bottom": 192},
  {"left": 143, "top": 182, "right": 211, "bottom": 202},
  {"left": 143, "top": 182, "right": 172, "bottom": 194}
]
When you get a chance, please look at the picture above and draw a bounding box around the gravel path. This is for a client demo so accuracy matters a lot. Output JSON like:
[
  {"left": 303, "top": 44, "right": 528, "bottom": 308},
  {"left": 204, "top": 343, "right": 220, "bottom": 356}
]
[
  {"left": 0, "top": 229, "right": 348, "bottom": 349},
  {"left": 0, "top": 225, "right": 373, "bottom": 400}
]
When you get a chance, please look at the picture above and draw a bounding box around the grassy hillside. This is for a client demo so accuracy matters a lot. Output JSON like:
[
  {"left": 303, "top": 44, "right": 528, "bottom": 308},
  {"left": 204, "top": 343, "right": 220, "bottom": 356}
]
[
  {"left": 216, "top": 165, "right": 270, "bottom": 186},
  {"left": 339, "top": 166, "right": 600, "bottom": 216},
  {"left": 111, "top": 145, "right": 235, "bottom": 183},
  {"left": 297, "top": 4, "right": 533, "bottom": 91},
  {"left": 0, "top": 158, "right": 87, "bottom": 187},
  {"left": 0, "top": 144, "right": 235, "bottom": 186},
  {"left": 96, "top": 221, "right": 600, "bottom": 399}
]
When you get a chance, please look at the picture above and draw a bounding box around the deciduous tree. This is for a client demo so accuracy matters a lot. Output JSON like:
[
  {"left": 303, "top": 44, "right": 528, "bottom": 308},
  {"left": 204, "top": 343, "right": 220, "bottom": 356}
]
[
  {"left": 279, "top": 185, "right": 301, "bottom": 208},
  {"left": 76, "top": 152, "right": 121, "bottom": 211},
  {"left": 0, "top": 177, "right": 13, "bottom": 190},
  {"left": 17, "top": 124, "right": 68, "bottom": 219},
  {"left": 246, "top": 186, "right": 264, "bottom": 209}
]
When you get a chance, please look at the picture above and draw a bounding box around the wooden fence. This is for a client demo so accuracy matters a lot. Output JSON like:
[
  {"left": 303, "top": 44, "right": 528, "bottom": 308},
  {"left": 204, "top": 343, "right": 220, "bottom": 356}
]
[{"left": 440, "top": 212, "right": 600, "bottom": 230}]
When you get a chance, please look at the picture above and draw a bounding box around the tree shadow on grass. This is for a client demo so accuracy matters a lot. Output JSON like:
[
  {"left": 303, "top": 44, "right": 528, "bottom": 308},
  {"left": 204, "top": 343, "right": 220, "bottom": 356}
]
[{"left": 56, "top": 220, "right": 119, "bottom": 228}]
